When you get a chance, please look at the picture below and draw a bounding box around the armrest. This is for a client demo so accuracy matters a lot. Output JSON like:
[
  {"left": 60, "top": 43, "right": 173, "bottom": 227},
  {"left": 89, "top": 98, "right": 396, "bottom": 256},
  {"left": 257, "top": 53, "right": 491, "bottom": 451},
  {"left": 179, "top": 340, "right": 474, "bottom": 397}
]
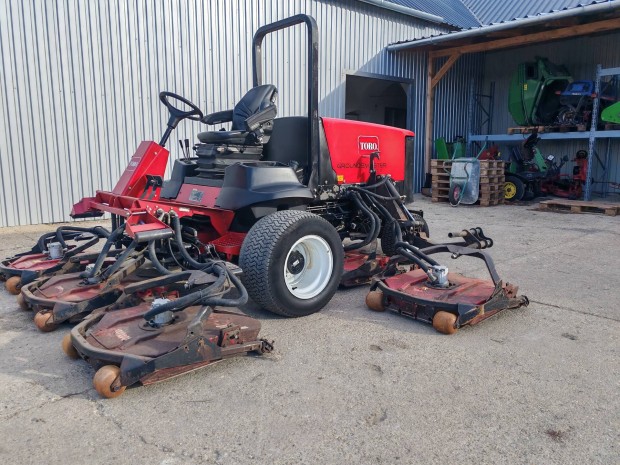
[
  {"left": 201, "top": 109, "right": 233, "bottom": 125},
  {"left": 245, "top": 105, "right": 277, "bottom": 132}
]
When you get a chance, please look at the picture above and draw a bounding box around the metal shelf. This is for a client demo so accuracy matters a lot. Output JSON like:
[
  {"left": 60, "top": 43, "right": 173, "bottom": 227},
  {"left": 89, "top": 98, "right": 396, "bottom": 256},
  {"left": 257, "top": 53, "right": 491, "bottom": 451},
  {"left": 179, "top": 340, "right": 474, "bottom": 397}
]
[
  {"left": 469, "top": 130, "right": 620, "bottom": 142},
  {"left": 468, "top": 65, "right": 620, "bottom": 200}
]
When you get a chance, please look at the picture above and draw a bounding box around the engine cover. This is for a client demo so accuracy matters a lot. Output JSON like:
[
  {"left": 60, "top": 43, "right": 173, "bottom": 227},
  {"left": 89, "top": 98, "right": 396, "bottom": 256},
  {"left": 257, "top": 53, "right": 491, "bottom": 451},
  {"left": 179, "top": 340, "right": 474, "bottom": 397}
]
[{"left": 321, "top": 118, "right": 413, "bottom": 184}]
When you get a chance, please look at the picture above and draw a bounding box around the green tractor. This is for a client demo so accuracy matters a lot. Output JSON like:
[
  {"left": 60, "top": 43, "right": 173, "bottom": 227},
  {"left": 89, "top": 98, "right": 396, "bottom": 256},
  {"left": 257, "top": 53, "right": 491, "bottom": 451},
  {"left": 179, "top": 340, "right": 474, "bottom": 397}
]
[{"left": 504, "top": 129, "right": 550, "bottom": 202}]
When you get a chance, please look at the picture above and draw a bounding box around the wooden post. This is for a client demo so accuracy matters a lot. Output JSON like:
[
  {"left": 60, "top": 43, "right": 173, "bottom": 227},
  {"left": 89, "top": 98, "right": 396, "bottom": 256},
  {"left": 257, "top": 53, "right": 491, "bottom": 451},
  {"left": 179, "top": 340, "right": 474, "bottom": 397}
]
[
  {"left": 424, "top": 54, "right": 435, "bottom": 176},
  {"left": 424, "top": 52, "right": 460, "bottom": 176}
]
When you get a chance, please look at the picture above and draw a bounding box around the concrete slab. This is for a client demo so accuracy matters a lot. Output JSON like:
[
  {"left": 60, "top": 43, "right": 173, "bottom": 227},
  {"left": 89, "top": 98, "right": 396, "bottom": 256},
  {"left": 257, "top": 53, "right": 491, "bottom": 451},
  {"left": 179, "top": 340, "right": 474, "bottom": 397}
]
[{"left": 0, "top": 198, "right": 618, "bottom": 464}]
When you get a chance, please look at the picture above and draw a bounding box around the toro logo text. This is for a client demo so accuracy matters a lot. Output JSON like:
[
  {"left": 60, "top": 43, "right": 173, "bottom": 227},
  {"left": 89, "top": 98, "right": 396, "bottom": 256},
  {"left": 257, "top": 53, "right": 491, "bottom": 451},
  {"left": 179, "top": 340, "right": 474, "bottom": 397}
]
[{"left": 358, "top": 136, "right": 380, "bottom": 155}]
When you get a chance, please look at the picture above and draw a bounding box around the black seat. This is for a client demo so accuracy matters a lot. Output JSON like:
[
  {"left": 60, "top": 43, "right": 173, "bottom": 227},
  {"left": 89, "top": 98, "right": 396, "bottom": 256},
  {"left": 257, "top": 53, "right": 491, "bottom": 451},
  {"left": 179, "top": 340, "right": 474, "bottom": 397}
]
[{"left": 197, "top": 85, "right": 278, "bottom": 145}]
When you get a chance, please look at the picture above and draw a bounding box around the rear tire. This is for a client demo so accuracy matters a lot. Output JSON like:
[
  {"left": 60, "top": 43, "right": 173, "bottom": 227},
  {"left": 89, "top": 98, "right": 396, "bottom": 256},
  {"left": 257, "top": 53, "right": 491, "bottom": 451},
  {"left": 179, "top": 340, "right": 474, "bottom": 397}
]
[
  {"left": 239, "top": 210, "right": 344, "bottom": 317},
  {"left": 380, "top": 221, "right": 398, "bottom": 256},
  {"left": 504, "top": 175, "right": 525, "bottom": 202}
]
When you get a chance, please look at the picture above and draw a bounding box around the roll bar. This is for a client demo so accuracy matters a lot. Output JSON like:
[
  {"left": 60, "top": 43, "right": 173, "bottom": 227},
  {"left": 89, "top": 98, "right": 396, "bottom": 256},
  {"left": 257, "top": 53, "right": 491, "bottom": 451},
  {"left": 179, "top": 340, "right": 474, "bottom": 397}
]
[{"left": 252, "top": 14, "right": 320, "bottom": 183}]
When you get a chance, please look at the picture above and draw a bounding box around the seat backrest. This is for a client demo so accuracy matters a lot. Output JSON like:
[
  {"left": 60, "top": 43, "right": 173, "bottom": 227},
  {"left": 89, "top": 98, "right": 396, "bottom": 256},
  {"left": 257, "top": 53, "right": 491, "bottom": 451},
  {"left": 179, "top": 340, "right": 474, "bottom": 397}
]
[
  {"left": 262, "top": 117, "right": 309, "bottom": 169},
  {"left": 231, "top": 85, "right": 278, "bottom": 131}
]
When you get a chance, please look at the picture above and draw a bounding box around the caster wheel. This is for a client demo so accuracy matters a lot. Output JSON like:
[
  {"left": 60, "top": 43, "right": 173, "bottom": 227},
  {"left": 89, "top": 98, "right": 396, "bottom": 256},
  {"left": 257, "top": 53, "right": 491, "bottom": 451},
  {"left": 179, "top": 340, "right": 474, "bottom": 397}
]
[
  {"left": 5, "top": 276, "right": 21, "bottom": 295},
  {"left": 93, "top": 365, "right": 126, "bottom": 399},
  {"left": 34, "top": 312, "right": 57, "bottom": 332},
  {"left": 61, "top": 333, "right": 79, "bottom": 360},
  {"left": 432, "top": 311, "right": 458, "bottom": 335},
  {"left": 16, "top": 293, "right": 30, "bottom": 311},
  {"left": 365, "top": 290, "right": 385, "bottom": 312}
]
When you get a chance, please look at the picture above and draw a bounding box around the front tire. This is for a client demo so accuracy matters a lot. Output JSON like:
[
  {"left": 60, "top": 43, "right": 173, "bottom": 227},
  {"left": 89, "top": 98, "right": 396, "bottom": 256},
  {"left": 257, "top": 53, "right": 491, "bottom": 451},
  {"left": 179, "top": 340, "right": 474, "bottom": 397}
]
[
  {"left": 504, "top": 175, "right": 525, "bottom": 202},
  {"left": 239, "top": 210, "right": 344, "bottom": 317}
]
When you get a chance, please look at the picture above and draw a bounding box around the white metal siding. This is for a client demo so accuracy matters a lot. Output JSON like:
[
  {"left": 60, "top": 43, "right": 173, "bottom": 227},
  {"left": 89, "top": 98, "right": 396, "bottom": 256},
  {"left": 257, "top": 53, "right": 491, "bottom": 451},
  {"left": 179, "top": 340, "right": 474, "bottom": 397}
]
[{"left": 0, "top": 0, "right": 447, "bottom": 227}]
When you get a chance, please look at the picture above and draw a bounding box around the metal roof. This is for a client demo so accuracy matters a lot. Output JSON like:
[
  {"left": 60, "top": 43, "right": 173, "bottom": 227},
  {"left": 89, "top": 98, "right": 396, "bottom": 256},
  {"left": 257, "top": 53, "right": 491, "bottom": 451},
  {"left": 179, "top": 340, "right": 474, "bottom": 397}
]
[
  {"left": 384, "top": 0, "right": 481, "bottom": 28},
  {"left": 389, "top": 0, "right": 620, "bottom": 50},
  {"left": 460, "top": 0, "right": 617, "bottom": 26}
]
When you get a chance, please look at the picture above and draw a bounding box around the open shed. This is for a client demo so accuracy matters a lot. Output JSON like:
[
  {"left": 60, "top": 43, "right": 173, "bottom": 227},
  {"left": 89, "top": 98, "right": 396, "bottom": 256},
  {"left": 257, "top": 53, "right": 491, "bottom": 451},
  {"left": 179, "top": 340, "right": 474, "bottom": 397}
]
[{"left": 390, "top": 0, "right": 620, "bottom": 201}]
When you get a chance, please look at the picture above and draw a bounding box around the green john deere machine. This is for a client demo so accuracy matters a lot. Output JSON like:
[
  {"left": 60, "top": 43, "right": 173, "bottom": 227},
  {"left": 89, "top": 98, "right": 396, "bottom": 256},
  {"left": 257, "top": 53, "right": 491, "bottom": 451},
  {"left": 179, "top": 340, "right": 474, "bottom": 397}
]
[
  {"left": 508, "top": 57, "right": 572, "bottom": 126},
  {"left": 601, "top": 101, "right": 620, "bottom": 124}
]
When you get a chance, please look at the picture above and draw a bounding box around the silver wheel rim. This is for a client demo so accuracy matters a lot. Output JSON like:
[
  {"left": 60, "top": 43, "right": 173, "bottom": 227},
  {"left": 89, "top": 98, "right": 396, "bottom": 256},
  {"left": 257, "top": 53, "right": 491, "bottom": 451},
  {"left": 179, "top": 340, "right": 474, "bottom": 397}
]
[{"left": 284, "top": 234, "right": 333, "bottom": 300}]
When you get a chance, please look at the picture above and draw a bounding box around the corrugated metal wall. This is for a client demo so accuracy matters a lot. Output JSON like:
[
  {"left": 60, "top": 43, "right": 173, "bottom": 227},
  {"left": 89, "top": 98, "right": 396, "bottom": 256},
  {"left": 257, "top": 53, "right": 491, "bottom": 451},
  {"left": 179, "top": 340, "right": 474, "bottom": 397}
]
[
  {"left": 480, "top": 32, "right": 620, "bottom": 196},
  {"left": 0, "top": 0, "right": 448, "bottom": 227}
]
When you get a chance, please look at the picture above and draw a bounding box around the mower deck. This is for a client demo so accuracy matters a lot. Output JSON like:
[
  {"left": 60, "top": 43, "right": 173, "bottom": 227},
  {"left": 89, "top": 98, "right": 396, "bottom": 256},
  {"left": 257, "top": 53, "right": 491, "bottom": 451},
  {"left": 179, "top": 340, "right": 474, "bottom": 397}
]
[
  {"left": 374, "top": 269, "right": 525, "bottom": 328},
  {"left": 367, "top": 244, "right": 529, "bottom": 334},
  {"left": 22, "top": 257, "right": 147, "bottom": 331},
  {"left": 70, "top": 305, "right": 271, "bottom": 398}
]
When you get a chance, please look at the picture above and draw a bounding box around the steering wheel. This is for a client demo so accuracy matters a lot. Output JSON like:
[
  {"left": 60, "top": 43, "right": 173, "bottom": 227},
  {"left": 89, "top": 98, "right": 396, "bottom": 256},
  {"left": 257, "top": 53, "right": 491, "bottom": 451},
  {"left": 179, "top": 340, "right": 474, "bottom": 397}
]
[{"left": 159, "top": 91, "right": 204, "bottom": 122}]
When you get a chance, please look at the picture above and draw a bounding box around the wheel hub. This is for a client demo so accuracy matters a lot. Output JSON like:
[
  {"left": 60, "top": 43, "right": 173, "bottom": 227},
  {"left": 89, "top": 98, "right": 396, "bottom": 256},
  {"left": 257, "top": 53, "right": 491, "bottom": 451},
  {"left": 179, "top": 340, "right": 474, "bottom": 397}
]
[
  {"left": 287, "top": 251, "right": 305, "bottom": 274},
  {"left": 284, "top": 235, "right": 334, "bottom": 300},
  {"left": 505, "top": 182, "right": 516, "bottom": 199}
]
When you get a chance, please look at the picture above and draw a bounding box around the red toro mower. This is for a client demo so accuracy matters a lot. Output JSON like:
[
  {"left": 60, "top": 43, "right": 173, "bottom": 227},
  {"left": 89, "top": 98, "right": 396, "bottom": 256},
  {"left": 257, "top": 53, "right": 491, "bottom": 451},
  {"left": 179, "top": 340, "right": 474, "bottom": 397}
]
[
  {"left": 366, "top": 242, "right": 529, "bottom": 334},
  {"left": 64, "top": 14, "right": 463, "bottom": 319},
  {"left": 61, "top": 266, "right": 272, "bottom": 398},
  {"left": 8, "top": 14, "right": 507, "bottom": 348}
]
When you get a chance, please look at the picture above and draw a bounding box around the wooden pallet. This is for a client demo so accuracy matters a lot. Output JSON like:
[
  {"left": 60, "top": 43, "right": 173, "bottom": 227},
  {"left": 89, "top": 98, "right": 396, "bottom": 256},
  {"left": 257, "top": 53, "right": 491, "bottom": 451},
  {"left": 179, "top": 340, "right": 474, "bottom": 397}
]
[
  {"left": 507, "top": 124, "right": 587, "bottom": 135},
  {"left": 545, "top": 124, "right": 587, "bottom": 133},
  {"left": 431, "top": 160, "right": 505, "bottom": 206},
  {"left": 480, "top": 191, "right": 505, "bottom": 207},
  {"left": 507, "top": 126, "right": 545, "bottom": 135},
  {"left": 539, "top": 199, "right": 619, "bottom": 216}
]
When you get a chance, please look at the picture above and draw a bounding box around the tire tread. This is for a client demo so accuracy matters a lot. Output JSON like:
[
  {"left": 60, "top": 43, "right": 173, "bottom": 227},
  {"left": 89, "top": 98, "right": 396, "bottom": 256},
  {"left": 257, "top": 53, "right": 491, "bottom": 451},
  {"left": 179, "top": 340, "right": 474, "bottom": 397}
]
[{"left": 239, "top": 210, "right": 342, "bottom": 317}]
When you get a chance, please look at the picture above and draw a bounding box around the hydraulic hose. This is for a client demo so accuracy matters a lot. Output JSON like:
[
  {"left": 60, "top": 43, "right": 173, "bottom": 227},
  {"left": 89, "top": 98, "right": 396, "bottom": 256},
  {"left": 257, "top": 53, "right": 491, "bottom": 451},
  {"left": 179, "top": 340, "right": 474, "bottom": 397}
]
[
  {"left": 143, "top": 263, "right": 248, "bottom": 321},
  {"left": 147, "top": 240, "right": 174, "bottom": 275},
  {"left": 82, "top": 225, "right": 126, "bottom": 278},
  {"left": 200, "top": 264, "right": 248, "bottom": 307},
  {"left": 344, "top": 191, "right": 380, "bottom": 251},
  {"left": 395, "top": 241, "right": 440, "bottom": 267},
  {"left": 36, "top": 232, "right": 61, "bottom": 253},
  {"left": 143, "top": 271, "right": 228, "bottom": 319},
  {"left": 360, "top": 192, "right": 382, "bottom": 242},
  {"left": 99, "top": 240, "right": 138, "bottom": 280},
  {"left": 347, "top": 185, "right": 401, "bottom": 201},
  {"left": 394, "top": 241, "right": 442, "bottom": 282},
  {"left": 367, "top": 195, "right": 403, "bottom": 244},
  {"left": 361, "top": 175, "right": 390, "bottom": 190},
  {"left": 170, "top": 213, "right": 208, "bottom": 269},
  {"left": 84, "top": 224, "right": 125, "bottom": 279}
]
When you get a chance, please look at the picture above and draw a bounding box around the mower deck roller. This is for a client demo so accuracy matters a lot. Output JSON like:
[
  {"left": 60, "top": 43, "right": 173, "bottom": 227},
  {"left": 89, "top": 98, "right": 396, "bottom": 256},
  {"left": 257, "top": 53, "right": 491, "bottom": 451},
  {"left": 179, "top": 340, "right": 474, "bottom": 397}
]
[
  {"left": 367, "top": 243, "right": 529, "bottom": 334},
  {"left": 63, "top": 268, "right": 272, "bottom": 398}
]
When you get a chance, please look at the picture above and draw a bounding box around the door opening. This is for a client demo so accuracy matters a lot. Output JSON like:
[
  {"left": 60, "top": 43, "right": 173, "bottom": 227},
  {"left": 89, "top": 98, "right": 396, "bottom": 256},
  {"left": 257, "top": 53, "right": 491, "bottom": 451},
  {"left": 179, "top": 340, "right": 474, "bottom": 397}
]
[{"left": 345, "top": 74, "right": 409, "bottom": 129}]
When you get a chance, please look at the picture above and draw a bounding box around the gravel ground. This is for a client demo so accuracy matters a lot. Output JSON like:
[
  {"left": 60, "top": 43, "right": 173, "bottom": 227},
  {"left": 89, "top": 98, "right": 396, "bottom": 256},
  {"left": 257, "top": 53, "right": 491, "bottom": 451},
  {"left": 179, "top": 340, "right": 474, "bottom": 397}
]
[{"left": 0, "top": 196, "right": 618, "bottom": 465}]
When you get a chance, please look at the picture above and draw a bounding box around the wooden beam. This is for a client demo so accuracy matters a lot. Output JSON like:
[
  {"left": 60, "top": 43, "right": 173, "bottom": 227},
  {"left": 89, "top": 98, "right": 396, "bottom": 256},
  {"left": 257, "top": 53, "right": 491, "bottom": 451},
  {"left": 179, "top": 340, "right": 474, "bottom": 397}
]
[
  {"left": 431, "top": 53, "right": 460, "bottom": 89},
  {"left": 429, "top": 17, "right": 620, "bottom": 58},
  {"left": 424, "top": 54, "right": 435, "bottom": 175}
]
